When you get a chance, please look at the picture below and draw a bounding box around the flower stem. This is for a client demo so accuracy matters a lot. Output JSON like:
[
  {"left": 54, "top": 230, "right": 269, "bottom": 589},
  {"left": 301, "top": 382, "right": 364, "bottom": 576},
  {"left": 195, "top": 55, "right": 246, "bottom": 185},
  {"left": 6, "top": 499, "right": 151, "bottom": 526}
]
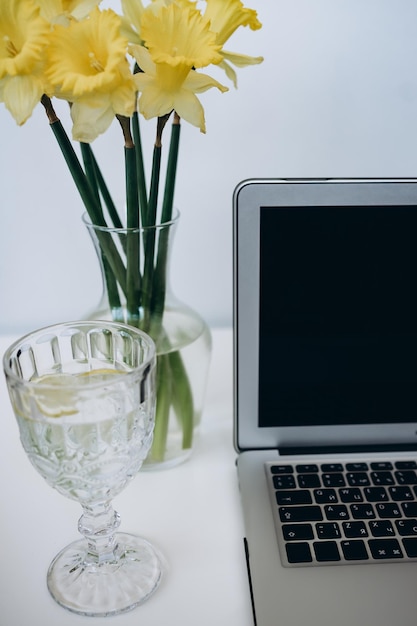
[
  {"left": 125, "top": 145, "right": 141, "bottom": 326},
  {"left": 161, "top": 115, "right": 181, "bottom": 224},
  {"left": 150, "top": 117, "right": 181, "bottom": 330},
  {"left": 41, "top": 95, "right": 127, "bottom": 296},
  {"left": 88, "top": 145, "right": 124, "bottom": 229},
  {"left": 80, "top": 142, "right": 102, "bottom": 215},
  {"left": 132, "top": 112, "right": 148, "bottom": 227},
  {"left": 142, "top": 143, "right": 161, "bottom": 331},
  {"left": 151, "top": 353, "right": 172, "bottom": 461},
  {"left": 169, "top": 349, "right": 194, "bottom": 448}
]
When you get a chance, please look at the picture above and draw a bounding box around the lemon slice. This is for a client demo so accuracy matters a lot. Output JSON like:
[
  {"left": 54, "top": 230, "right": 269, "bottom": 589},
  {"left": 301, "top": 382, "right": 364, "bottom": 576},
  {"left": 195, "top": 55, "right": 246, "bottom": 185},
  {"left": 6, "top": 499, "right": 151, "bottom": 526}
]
[
  {"left": 31, "top": 373, "right": 81, "bottom": 418},
  {"left": 31, "top": 369, "right": 126, "bottom": 418}
]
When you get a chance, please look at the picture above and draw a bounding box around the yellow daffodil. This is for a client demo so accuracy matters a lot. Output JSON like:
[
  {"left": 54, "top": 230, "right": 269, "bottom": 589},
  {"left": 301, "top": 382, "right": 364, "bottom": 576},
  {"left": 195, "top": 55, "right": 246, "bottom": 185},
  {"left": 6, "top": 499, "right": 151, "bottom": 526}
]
[
  {"left": 140, "top": 2, "right": 222, "bottom": 69},
  {"left": 0, "top": 0, "right": 51, "bottom": 125},
  {"left": 120, "top": 0, "right": 145, "bottom": 45},
  {"left": 46, "top": 7, "right": 136, "bottom": 141},
  {"left": 131, "top": 44, "right": 227, "bottom": 133},
  {"left": 37, "top": 0, "right": 100, "bottom": 24},
  {"left": 203, "top": 0, "right": 263, "bottom": 87}
]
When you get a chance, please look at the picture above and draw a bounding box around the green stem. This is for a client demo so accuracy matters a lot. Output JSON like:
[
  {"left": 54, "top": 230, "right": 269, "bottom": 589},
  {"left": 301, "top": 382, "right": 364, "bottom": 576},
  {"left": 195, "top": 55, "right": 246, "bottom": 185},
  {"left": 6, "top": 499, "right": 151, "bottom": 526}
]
[
  {"left": 150, "top": 119, "right": 181, "bottom": 332},
  {"left": 168, "top": 350, "right": 194, "bottom": 449},
  {"left": 151, "top": 353, "right": 172, "bottom": 461},
  {"left": 89, "top": 146, "right": 124, "bottom": 229},
  {"left": 41, "top": 96, "right": 127, "bottom": 296},
  {"left": 161, "top": 118, "right": 180, "bottom": 224},
  {"left": 80, "top": 143, "right": 122, "bottom": 313},
  {"left": 80, "top": 142, "right": 102, "bottom": 214},
  {"left": 125, "top": 145, "right": 141, "bottom": 326},
  {"left": 132, "top": 111, "right": 148, "bottom": 227},
  {"left": 142, "top": 144, "right": 162, "bottom": 330}
]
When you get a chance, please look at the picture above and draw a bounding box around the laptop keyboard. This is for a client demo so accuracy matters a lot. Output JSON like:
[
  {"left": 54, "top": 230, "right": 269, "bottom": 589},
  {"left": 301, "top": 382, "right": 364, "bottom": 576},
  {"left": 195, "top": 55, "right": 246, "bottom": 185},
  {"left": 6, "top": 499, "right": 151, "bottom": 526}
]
[{"left": 266, "top": 458, "right": 417, "bottom": 567}]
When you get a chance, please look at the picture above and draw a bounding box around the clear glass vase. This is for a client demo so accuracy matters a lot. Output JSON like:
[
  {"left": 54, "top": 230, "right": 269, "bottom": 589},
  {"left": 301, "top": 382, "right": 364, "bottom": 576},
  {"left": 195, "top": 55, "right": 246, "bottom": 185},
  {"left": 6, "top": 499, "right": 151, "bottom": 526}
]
[{"left": 83, "top": 210, "right": 212, "bottom": 470}]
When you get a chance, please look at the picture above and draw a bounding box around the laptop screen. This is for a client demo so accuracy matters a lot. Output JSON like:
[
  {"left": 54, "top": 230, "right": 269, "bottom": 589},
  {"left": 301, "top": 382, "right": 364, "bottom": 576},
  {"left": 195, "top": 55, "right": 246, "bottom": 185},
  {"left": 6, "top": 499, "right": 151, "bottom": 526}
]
[{"left": 259, "top": 204, "right": 417, "bottom": 429}]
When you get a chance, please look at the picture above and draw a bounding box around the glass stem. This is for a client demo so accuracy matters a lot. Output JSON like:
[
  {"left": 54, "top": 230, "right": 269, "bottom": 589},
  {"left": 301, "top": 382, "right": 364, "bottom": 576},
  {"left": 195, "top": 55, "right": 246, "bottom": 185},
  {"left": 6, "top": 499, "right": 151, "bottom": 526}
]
[{"left": 78, "top": 502, "right": 121, "bottom": 565}]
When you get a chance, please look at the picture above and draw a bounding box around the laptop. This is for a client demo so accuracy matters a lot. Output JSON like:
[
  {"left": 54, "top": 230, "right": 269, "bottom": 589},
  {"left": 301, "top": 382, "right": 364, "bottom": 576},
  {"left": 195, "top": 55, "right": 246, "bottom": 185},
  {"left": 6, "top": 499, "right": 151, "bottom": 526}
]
[{"left": 233, "top": 178, "right": 417, "bottom": 626}]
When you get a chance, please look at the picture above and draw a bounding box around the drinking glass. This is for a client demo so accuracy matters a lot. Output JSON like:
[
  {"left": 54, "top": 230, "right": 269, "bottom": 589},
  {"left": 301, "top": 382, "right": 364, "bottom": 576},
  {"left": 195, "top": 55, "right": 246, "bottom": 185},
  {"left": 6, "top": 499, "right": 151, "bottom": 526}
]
[{"left": 3, "top": 321, "right": 162, "bottom": 616}]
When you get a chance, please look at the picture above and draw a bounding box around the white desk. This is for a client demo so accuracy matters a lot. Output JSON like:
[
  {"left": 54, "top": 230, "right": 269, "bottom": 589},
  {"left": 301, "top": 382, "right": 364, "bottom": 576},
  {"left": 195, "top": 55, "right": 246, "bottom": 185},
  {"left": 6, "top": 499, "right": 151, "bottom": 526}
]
[{"left": 0, "top": 328, "right": 254, "bottom": 626}]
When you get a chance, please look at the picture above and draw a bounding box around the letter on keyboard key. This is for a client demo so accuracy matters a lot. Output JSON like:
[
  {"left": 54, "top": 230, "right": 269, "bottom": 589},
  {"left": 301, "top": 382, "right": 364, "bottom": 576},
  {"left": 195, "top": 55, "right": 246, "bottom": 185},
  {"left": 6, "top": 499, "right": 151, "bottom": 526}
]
[{"left": 285, "top": 542, "right": 312, "bottom": 564}]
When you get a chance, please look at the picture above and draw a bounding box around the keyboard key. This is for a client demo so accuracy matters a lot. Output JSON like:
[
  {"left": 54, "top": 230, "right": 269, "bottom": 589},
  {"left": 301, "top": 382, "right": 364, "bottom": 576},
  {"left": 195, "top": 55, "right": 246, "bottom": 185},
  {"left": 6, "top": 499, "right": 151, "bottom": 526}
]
[
  {"left": 395, "top": 461, "right": 417, "bottom": 470},
  {"left": 324, "top": 505, "right": 349, "bottom": 520},
  {"left": 346, "top": 463, "right": 368, "bottom": 471},
  {"left": 339, "top": 488, "right": 363, "bottom": 503},
  {"left": 369, "top": 539, "right": 403, "bottom": 559},
  {"left": 282, "top": 524, "right": 314, "bottom": 541},
  {"left": 313, "top": 541, "right": 340, "bottom": 562},
  {"left": 347, "top": 472, "right": 370, "bottom": 486},
  {"left": 273, "top": 475, "right": 296, "bottom": 489},
  {"left": 342, "top": 521, "right": 368, "bottom": 538},
  {"left": 402, "top": 502, "right": 417, "bottom": 518},
  {"left": 364, "top": 487, "right": 388, "bottom": 502},
  {"left": 286, "top": 542, "right": 312, "bottom": 563},
  {"left": 351, "top": 503, "right": 376, "bottom": 519},
  {"left": 402, "top": 538, "right": 417, "bottom": 558},
  {"left": 371, "top": 462, "right": 393, "bottom": 471},
  {"left": 371, "top": 471, "right": 394, "bottom": 485},
  {"left": 376, "top": 502, "right": 401, "bottom": 518},
  {"left": 314, "top": 488, "right": 338, "bottom": 504},
  {"left": 296, "top": 464, "right": 319, "bottom": 473},
  {"left": 271, "top": 465, "right": 294, "bottom": 474},
  {"left": 341, "top": 540, "right": 369, "bottom": 561},
  {"left": 395, "top": 519, "right": 417, "bottom": 536},
  {"left": 276, "top": 490, "right": 312, "bottom": 505},
  {"left": 389, "top": 486, "right": 414, "bottom": 501},
  {"left": 323, "top": 473, "right": 345, "bottom": 487},
  {"left": 298, "top": 474, "right": 321, "bottom": 489},
  {"left": 316, "top": 522, "right": 341, "bottom": 539},
  {"left": 369, "top": 520, "right": 395, "bottom": 537},
  {"left": 279, "top": 506, "right": 323, "bottom": 522},
  {"left": 321, "top": 463, "right": 344, "bottom": 472},
  {"left": 396, "top": 470, "right": 417, "bottom": 485}
]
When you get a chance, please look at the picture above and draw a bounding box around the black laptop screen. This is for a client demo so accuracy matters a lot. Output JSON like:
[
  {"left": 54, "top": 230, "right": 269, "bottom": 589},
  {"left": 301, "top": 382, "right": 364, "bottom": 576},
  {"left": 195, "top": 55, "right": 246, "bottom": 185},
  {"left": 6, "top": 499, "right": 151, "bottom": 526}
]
[{"left": 258, "top": 205, "right": 417, "bottom": 428}]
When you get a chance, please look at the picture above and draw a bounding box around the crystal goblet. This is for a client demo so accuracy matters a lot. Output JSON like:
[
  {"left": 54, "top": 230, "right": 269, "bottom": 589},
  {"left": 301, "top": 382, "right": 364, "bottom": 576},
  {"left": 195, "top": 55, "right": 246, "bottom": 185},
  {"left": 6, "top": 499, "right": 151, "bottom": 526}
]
[{"left": 3, "top": 321, "right": 162, "bottom": 617}]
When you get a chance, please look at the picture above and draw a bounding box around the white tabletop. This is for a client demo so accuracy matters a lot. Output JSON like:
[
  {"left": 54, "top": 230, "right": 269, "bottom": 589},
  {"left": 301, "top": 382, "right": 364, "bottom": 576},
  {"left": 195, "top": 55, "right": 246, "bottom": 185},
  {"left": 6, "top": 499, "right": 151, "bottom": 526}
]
[{"left": 0, "top": 327, "right": 253, "bottom": 626}]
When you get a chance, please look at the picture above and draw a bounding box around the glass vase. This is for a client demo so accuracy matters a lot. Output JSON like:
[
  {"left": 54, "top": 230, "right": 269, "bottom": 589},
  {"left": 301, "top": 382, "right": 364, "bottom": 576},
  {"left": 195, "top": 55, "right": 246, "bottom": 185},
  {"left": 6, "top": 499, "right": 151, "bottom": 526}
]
[{"left": 83, "top": 210, "right": 212, "bottom": 470}]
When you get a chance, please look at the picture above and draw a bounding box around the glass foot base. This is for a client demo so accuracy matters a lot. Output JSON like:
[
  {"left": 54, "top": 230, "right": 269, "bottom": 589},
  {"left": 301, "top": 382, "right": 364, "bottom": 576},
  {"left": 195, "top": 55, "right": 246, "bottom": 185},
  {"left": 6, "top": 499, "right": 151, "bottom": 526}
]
[{"left": 47, "top": 533, "right": 163, "bottom": 616}]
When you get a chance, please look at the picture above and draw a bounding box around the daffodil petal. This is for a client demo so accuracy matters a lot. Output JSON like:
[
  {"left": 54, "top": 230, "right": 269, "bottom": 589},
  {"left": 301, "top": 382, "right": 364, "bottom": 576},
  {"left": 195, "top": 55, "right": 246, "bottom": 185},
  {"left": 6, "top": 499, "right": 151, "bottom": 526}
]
[
  {"left": 204, "top": 0, "right": 262, "bottom": 45},
  {"left": 217, "top": 59, "right": 238, "bottom": 88},
  {"left": 136, "top": 79, "right": 174, "bottom": 119},
  {"left": 0, "top": 74, "right": 43, "bottom": 125},
  {"left": 173, "top": 88, "right": 206, "bottom": 133},
  {"left": 129, "top": 44, "right": 156, "bottom": 75},
  {"left": 70, "top": 101, "right": 115, "bottom": 143},
  {"left": 121, "top": 0, "right": 145, "bottom": 36},
  {"left": 37, "top": 0, "right": 101, "bottom": 23},
  {"left": 184, "top": 69, "right": 228, "bottom": 94},
  {"left": 221, "top": 49, "right": 264, "bottom": 68}
]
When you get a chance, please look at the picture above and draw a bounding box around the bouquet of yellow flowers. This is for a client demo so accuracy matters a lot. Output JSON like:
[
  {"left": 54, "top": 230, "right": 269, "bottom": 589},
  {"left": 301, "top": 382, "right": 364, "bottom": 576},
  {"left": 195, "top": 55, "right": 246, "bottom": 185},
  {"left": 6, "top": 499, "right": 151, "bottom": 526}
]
[{"left": 0, "top": 0, "right": 262, "bottom": 464}]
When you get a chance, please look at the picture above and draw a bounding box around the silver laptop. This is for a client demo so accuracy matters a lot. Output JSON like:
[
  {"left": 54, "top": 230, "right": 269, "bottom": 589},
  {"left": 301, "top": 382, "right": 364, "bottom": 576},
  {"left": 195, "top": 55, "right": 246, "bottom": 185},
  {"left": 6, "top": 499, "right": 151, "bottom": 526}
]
[{"left": 233, "top": 179, "right": 417, "bottom": 626}]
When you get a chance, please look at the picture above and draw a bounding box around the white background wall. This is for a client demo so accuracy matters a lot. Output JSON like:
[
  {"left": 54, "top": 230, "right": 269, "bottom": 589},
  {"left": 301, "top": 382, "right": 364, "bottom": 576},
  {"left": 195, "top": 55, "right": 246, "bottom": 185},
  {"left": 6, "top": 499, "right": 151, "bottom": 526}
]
[{"left": 2, "top": 0, "right": 417, "bottom": 334}]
